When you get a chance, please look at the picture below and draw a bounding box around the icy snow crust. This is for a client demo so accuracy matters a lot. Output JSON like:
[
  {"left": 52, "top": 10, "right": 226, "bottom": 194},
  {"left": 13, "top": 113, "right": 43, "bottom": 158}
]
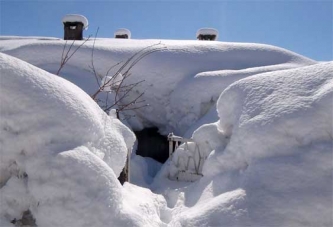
[{"left": 1, "top": 36, "right": 331, "bottom": 227}]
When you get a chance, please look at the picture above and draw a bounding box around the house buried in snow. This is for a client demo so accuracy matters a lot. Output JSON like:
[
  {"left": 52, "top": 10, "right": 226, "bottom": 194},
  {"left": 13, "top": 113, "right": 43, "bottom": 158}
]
[
  {"left": 196, "top": 28, "right": 219, "bottom": 41},
  {"left": 114, "top": 28, "right": 131, "bottom": 39},
  {"left": 62, "top": 14, "right": 88, "bottom": 40}
]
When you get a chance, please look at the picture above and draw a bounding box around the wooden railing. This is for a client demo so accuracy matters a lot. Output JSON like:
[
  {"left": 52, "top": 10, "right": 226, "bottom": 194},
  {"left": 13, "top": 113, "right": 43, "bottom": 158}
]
[{"left": 167, "top": 133, "right": 206, "bottom": 181}]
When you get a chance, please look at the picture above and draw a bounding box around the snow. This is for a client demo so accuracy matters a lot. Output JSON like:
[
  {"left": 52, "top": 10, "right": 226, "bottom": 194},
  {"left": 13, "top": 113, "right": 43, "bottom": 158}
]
[
  {"left": 0, "top": 53, "right": 134, "bottom": 177},
  {"left": 122, "top": 183, "right": 170, "bottom": 226},
  {"left": 62, "top": 14, "right": 88, "bottom": 30},
  {"left": 164, "top": 62, "right": 333, "bottom": 226},
  {"left": 130, "top": 155, "right": 162, "bottom": 188},
  {"left": 169, "top": 188, "right": 249, "bottom": 227},
  {"left": 0, "top": 37, "right": 316, "bottom": 136},
  {"left": 100, "top": 72, "right": 123, "bottom": 92},
  {"left": 0, "top": 53, "right": 165, "bottom": 227},
  {"left": 216, "top": 62, "right": 333, "bottom": 161},
  {"left": 0, "top": 35, "right": 332, "bottom": 227}
]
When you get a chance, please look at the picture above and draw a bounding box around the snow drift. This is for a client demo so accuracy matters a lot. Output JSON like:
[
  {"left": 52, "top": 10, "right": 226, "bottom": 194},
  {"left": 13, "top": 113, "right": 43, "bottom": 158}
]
[
  {"left": 0, "top": 37, "right": 316, "bottom": 136},
  {"left": 0, "top": 53, "right": 167, "bottom": 227},
  {"left": 165, "top": 62, "right": 333, "bottom": 227},
  {"left": 0, "top": 36, "right": 331, "bottom": 227}
]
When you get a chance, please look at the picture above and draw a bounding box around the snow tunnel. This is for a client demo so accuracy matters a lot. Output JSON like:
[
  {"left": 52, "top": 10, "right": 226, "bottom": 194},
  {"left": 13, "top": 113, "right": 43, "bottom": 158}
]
[{"left": 134, "top": 127, "right": 169, "bottom": 163}]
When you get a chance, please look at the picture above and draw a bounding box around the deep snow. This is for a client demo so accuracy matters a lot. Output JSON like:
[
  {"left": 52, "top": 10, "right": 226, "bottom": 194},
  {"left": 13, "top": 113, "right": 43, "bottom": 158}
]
[
  {"left": 164, "top": 62, "right": 333, "bottom": 226},
  {"left": 0, "top": 36, "right": 332, "bottom": 227},
  {"left": 0, "top": 53, "right": 167, "bottom": 227},
  {"left": 0, "top": 36, "right": 316, "bottom": 136}
]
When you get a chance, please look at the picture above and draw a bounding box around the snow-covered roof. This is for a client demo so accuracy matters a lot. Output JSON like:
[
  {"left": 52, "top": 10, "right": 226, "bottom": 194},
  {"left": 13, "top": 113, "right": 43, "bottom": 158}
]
[
  {"left": 196, "top": 28, "right": 219, "bottom": 38},
  {"left": 1, "top": 36, "right": 331, "bottom": 227},
  {"left": 0, "top": 37, "right": 316, "bottom": 136},
  {"left": 62, "top": 14, "right": 89, "bottom": 30},
  {"left": 114, "top": 28, "right": 131, "bottom": 39}
]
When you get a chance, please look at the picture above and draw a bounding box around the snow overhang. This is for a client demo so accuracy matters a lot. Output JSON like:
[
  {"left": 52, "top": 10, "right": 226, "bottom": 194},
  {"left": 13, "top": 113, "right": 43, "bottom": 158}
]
[
  {"left": 114, "top": 28, "right": 131, "bottom": 39},
  {"left": 62, "top": 14, "right": 89, "bottom": 30},
  {"left": 196, "top": 28, "right": 219, "bottom": 40}
]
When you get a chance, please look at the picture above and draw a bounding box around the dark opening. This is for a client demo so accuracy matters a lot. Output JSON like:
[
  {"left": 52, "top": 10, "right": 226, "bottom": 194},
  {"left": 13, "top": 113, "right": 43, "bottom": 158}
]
[
  {"left": 115, "top": 34, "right": 129, "bottom": 39},
  {"left": 11, "top": 210, "right": 36, "bottom": 227},
  {"left": 197, "top": 34, "right": 216, "bottom": 41},
  {"left": 134, "top": 127, "right": 169, "bottom": 163}
]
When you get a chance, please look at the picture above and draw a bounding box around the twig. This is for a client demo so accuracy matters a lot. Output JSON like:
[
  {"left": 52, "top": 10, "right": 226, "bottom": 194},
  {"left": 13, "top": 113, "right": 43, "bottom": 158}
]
[
  {"left": 57, "top": 36, "right": 91, "bottom": 75},
  {"left": 91, "top": 27, "right": 100, "bottom": 87}
]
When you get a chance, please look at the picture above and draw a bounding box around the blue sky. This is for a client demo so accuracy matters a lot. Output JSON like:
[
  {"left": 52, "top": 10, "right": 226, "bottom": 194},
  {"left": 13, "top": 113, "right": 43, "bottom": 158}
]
[{"left": 0, "top": 0, "right": 332, "bottom": 61}]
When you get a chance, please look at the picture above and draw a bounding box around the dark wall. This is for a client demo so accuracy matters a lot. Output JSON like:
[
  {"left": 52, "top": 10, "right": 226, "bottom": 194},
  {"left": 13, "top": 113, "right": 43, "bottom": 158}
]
[
  {"left": 134, "top": 127, "right": 169, "bottom": 163},
  {"left": 63, "top": 22, "right": 84, "bottom": 40},
  {"left": 115, "top": 34, "right": 129, "bottom": 39},
  {"left": 197, "top": 34, "right": 217, "bottom": 41}
]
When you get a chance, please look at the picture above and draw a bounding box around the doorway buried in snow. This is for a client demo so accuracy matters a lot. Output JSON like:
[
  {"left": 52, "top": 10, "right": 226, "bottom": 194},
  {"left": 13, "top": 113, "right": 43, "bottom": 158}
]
[{"left": 134, "top": 127, "right": 169, "bottom": 163}]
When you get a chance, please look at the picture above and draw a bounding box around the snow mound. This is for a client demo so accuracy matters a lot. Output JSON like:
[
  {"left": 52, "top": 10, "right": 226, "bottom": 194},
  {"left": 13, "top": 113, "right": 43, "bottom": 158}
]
[
  {"left": 166, "top": 62, "right": 333, "bottom": 226},
  {"left": 0, "top": 53, "right": 168, "bottom": 227},
  {"left": 130, "top": 155, "right": 163, "bottom": 187},
  {"left": 0, "top": 53, "right": 134, "bottom": 177},
  {"left": 216, "top": 61, "right": 333, "bottom": 164},
  {"left": 0, "top": 35, "right": 330, "bottom": 226},
  {"left": 169, "top": 189, "right": 249, "bottom": 227}
]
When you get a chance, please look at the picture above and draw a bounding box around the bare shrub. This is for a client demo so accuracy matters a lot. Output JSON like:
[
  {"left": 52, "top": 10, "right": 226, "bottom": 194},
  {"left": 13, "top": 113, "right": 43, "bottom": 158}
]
[{"left": 90, "top": 42, "right": 166, "bottom": 118}]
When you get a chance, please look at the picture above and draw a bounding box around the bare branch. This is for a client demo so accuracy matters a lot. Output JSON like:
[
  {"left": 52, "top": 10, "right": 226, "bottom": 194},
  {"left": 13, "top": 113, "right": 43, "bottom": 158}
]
[
  {"left": 91, "top": 27, "right": 100, "bottom": 87},
  {"left": 90, "top": 43, "right": 165, "bottom": 118},
  {"left": 66, "top": 36, "right": 91, "bottom": 62},
  {"left": 60, "top": 40, "right": 68, "bottom": 65},
  {"left": 57, "top": 36, "right": 91, "bottom": 75},
  {"left": 119, "top": 104, "right": 149, "bottom": 112},
  {"left": 117, "top": 92, "right": 145, "bottom": 112}
]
